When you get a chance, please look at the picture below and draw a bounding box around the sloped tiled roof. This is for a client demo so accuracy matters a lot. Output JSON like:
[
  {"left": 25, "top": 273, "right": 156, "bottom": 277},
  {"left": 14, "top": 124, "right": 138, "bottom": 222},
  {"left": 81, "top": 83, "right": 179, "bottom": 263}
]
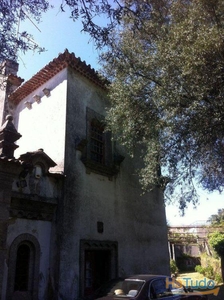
[
  {"left": 19, "top": 148, "right": 57, "bottom": 168},
  {"left": 9, "top": 49, "right": 108, "bottom": 104}
]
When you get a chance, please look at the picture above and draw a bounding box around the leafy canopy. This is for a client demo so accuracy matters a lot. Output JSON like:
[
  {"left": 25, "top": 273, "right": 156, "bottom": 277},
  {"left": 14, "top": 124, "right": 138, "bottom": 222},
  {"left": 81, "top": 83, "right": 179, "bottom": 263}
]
[
  {"left": 0, "top": 0, "right": 49, "bottom": 65},
  {"left": 94, "top": 0, "right": 224, "bottom": 212},
  {"left": 207, "top": 209, "right": 224, "bottom": 226}
]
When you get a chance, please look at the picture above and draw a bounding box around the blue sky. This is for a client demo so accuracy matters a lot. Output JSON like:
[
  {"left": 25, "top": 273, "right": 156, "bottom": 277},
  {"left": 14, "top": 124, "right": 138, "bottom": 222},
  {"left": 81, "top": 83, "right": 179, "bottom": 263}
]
[
  {"left": 16, "top": 0, "right": 223, "bottom": 226},
  {"left": 18, "top": 0, "right": 100, "bottom": 80}
]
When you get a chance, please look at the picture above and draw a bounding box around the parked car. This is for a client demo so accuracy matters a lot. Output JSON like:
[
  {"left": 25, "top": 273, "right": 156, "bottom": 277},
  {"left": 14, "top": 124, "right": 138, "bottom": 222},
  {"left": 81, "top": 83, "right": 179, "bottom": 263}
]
[{"left": 93, "top": 275, "right": 208, "bottom": 300}]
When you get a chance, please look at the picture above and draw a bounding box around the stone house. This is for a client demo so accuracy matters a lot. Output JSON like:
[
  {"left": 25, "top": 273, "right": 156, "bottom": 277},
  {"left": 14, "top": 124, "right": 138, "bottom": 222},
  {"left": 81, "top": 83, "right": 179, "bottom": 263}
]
[{"left": 0, "top": 50, "right": 170, "bottom": 300}]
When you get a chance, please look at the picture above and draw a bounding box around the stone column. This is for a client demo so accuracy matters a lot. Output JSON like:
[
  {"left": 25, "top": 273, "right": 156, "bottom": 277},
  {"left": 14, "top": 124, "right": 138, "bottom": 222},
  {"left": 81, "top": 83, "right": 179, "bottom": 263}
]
[
  {"left": 168, "top": 241, "right": 171, "bottom": 260},
  {"left": 172, "top": 243, "right": 176, "bottom": 261}
]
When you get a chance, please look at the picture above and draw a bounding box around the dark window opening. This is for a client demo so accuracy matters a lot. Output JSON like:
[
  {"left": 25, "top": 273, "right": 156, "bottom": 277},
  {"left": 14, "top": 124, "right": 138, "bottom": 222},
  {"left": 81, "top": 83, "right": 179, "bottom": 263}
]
[
  {"left": 97, "top": 221, "right": 104, "bottom": 233},
  {"left": 14, "top": 244, "right": 30, "bottom": 291},
  {"left": 90, "top": 120, "right": 105, "bottom": 164}
]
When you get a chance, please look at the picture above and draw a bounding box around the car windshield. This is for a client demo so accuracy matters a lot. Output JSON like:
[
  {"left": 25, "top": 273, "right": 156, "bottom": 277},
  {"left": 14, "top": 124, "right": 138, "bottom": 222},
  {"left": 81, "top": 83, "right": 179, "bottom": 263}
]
[
  {"left": 94, "top": 279, "right": 144, "bottom": 298},
  {"left": 116, "top": 279, "right": 144, "bottom": 297}
]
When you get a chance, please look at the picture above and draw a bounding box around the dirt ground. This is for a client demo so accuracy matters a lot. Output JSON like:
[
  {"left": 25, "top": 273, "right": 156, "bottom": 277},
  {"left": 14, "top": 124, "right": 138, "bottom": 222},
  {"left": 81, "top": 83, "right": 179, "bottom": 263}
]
[{"left": 177, "top": 272, "right": 224, "bottom": 300}]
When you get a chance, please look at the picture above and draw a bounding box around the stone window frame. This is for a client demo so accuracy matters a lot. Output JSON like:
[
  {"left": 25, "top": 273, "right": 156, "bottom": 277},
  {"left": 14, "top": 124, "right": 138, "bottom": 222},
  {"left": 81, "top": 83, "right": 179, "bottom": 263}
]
[
  {"left": 79, "top": 239, "right": 118, "bottom": 298},
  {"left": 77, "top": 107, "right": 124, "bottom": 178},
  {"left": 86, "top": 108, "right": 112, "bottom": 167},
  {"left": 6, "top": 233, "right": 40, "bottom": 300}
]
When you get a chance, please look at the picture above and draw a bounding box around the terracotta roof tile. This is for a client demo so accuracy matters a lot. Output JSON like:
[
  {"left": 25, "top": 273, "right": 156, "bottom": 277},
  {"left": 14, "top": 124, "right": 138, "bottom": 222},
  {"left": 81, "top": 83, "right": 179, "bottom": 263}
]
[{"left": 9, "top": 49, "right": 108, "bottom": 104}]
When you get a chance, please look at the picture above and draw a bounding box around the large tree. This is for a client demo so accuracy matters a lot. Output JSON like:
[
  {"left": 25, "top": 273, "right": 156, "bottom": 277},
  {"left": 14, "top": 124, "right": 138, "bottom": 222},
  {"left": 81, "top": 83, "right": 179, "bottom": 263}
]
[
  {"left": 94, "top": 0, "right": 224, "bottom": 212},
  {"left": 0, "top": 0, "right": 49, "bottom": 67}
]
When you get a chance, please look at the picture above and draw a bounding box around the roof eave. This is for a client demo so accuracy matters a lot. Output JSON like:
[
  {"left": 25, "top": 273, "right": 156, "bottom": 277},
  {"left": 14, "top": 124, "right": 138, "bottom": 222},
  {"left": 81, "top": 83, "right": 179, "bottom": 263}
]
[{"left": 9, "top": 49, "right": 108, "bottom": 105}]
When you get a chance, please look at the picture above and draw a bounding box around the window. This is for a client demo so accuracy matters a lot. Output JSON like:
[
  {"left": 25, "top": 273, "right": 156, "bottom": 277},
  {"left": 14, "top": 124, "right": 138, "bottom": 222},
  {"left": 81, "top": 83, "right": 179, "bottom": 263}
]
[
  {"left": 77, "top": 107, "right": 124, "bottom": 178},
  {"left": 150, "top": 279, "right": 170, "bottom": 298},
  {"left": 90, "top": 119, "right": 105, "bottom": 164},
  {"left": 149, "top": 278, "right": 184, "bottom": 299},
  {"left": 7, "top": 234, "right": 40, "bottom": 300}
]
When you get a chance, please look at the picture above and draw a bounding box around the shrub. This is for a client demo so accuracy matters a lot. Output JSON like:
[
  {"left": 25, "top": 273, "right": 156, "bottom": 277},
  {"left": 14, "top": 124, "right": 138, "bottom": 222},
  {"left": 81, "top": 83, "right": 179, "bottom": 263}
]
[
  {"left": 204, "top": 265, "right": 214, "bottom": 278},
  {"left": 199, "top": 252, "right": 222, "bottom": 282},
  {"left": 195, "top": 265, "right": 203, "bottom": 274},
  {"left": 209, "top": 232, "right": 224, "bottom": 257},
  {"left": 215, "top": 273, "right": 223, "bottom": 284},
  {"left": 170, "top": 259, "right": 178, "bottom": 274},
  {"left": 195, "top": 264, "right": 215, "bottom": 278}
]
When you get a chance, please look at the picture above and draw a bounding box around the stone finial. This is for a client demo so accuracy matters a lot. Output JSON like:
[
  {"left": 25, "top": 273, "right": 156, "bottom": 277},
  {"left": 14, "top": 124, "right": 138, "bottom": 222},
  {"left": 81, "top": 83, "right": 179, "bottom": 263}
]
[{"left": 0, "top": 115, "right": 21, "bottom": 158}]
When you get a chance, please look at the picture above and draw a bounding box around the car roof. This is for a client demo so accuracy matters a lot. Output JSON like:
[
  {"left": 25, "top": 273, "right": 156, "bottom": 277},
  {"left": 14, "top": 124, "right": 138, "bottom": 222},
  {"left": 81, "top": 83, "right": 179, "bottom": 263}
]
[{"left": 125, "top": 275, "right": 169, "bottom": 281}]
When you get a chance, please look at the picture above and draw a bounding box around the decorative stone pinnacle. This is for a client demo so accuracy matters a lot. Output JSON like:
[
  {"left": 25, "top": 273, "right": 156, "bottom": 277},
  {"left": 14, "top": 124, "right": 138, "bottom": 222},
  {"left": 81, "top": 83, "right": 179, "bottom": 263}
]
[{"left": 0, "top": 115, "right": 21, "bottom": 158}]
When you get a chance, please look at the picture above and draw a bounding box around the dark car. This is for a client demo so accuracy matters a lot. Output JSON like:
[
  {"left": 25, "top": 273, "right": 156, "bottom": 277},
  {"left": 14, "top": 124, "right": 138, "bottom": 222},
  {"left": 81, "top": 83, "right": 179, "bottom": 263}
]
[{"left": 93, "top": 275, "right": 208, "bottom": 300}]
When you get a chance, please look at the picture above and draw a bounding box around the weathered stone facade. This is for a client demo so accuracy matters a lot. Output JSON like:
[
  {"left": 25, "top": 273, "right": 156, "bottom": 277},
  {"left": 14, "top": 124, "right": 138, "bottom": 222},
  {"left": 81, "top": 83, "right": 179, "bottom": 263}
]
[{"left": 0, "top": 51, "right": 170, "bottom": 300}]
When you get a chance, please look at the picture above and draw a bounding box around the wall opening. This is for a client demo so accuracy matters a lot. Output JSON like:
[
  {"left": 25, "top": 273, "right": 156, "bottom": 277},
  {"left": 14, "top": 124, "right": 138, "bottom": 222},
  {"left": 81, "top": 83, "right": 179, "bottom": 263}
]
[
  {"left": 84, "top": 250, "right": 111, "bottom": 296},
  {"left": 14, "top": 244, "right": 30, "bottom": 291},
  {"left": 80, "top": 240, "right": 118, "bottom": 298},
  {"left": 7, "top": 234, "right": 40, "bottom": 300}
]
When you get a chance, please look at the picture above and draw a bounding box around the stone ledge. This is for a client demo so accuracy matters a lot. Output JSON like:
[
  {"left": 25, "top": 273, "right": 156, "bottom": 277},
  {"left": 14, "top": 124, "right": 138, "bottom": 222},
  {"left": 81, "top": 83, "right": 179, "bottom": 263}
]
[{"left": 9, "top": 196, "right": 57, "bottom": 221}]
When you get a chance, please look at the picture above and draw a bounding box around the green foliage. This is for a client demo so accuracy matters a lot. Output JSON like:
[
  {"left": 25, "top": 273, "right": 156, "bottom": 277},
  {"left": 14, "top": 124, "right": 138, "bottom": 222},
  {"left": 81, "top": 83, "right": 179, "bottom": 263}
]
[
  {"left": 204, "top": 266, "right": 214, "bottom": 279},
  {"left": 170, "top": 259, "right": 178, "bottom": 274},
  {"left": 195, "top": 264, "right": 214, "bottom": 279},
  {"left": 215, "top": 273, "right": 223, "bottom": 284},
  {"left": 176, "top": 254, "right": 197, "bottom": 272},
  {"left": 195, "top": 265, "right": 203, "bottom": 274},
  {"left": 209, "top": 231, "right": 224, "bottom": 257},
  {"left": 96, "top": 0, "right": 224, "bottom": 212},
  {"left": 168, "top": 231, "right": 198, "bottom": 244},
  {"left": 207, "top": 209, "right": 224, "bottom": 225},
  {"left": 200, "top": 252, "right": 221, "bottom": 273},
  {"left": 199, "top": 252, "right": 222, "bottom": 282}
]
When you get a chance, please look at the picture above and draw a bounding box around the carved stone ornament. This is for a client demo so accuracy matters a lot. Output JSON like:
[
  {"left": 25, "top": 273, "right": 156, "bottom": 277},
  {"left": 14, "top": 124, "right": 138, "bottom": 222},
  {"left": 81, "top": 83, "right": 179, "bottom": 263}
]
[{"left": 0, "top": 115, "right": 21, "bottom": 158}]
